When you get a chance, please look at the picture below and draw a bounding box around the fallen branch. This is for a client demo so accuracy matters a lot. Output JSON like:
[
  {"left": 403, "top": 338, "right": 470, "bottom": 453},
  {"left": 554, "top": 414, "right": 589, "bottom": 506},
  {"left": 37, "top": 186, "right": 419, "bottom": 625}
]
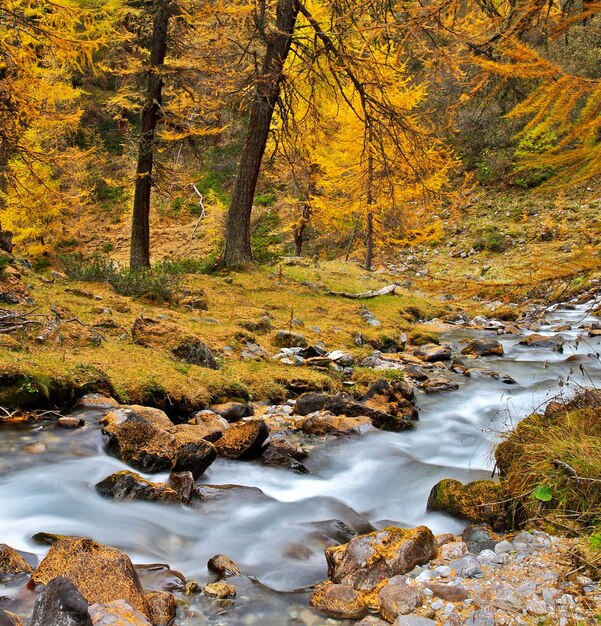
[
  {"left": 0, "top": 308, "right": 47, "bottom": 333},
  {"left": 552, "top": 458, "right": 601, "bottom": 482},
  {"left": 326, "top": 283, "right": 399, "bottom": 299}
]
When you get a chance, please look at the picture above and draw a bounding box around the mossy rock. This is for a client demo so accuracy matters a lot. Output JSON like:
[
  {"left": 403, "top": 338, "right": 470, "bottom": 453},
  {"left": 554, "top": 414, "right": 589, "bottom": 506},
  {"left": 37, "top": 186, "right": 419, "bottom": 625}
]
[
  {"left": 325, "top": 525, "right": 438, "bottom": 591},
  {"left": 32, "top": 538, "right": 151, "bottom": 620},
  {"left": 427, "top": 479, "right": 507, "bottom": 530}
]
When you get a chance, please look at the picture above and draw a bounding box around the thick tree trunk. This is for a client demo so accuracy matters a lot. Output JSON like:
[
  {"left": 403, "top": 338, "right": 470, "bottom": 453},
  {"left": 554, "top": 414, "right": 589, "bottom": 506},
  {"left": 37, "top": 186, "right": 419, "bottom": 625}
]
[
  {"left": 222, "top": 0, "right": 300, "bottom": 267},
  {"left": 130, "top": 0, "right": 173, "bottom": 270}
]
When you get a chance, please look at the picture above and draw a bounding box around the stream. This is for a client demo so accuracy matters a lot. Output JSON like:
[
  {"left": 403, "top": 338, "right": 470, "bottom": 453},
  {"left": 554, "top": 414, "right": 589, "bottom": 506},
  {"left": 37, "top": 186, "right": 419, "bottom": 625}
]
[{"left": 1, "top": 298, "right": 600, "bottom": 625}]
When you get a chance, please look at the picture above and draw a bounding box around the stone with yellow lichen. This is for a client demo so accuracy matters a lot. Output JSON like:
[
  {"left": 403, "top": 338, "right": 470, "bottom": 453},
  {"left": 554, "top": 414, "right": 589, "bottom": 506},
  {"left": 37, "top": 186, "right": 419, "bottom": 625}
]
[
  {"left": 0, "top": 543, "right": 33, "bottom": 581},
  {"left": 100, "top": 406, "right": 217, "bottom": 477},
  {"left": 203, "top": 582, "right": 237, "bottom": 598},
  {"left": 325, "top": 526, "right": 438, "bottom": 592},
  {"left": 310, "top": 581, "right": 369, "bottom": 619},
  {"left": 214, "top": 420, "right": 269, "bottom": 460},
  {"left": 143, "top": 591, "right": 176, "bottom": 626},
  {"left": 32, "top": 538, "right": 150, "bottom": 620},
  {"left": 88, "top": 600, "right": 152, "bottom": 626},
  {"left": 0, "top": 609, "right": 24, "bottom": 625}
]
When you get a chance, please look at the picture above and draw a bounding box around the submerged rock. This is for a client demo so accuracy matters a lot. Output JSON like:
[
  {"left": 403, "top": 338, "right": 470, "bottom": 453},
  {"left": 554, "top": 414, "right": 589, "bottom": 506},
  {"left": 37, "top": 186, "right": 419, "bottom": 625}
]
[
  {"left": 95, "top": 471, "right": 181, "bottom": 504},
  {"left": 0, "top": 611, "right": 22, "bottom": 626},
  {"left": 461, "top": 338, "right": 504, "bottom": 357},
  {"left": 203, "top": 582, "right": 237, "bottom": 598}
]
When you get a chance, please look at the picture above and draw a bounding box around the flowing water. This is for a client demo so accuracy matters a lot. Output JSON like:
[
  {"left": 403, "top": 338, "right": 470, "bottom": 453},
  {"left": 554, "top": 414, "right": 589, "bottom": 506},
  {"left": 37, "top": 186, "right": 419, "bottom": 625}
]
[{"left": 1, "top": 299, "right": 600, "bottom": 624}]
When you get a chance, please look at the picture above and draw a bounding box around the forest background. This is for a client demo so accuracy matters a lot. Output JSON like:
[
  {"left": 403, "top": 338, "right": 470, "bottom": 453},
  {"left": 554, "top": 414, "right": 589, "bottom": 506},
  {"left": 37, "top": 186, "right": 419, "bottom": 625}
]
[{"left": 1, "top": 0, "right": 601, "bottom": 273}]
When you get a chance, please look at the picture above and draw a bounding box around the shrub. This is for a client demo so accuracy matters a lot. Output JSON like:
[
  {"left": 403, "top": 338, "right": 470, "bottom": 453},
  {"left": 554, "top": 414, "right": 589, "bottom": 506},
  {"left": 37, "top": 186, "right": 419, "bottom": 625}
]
[
  {"left": 0, "top": 255, "right": 10, "bottom": 276},
  {"left": 108, "top": 268, "right": 181, "bottom": 302},
  {"left": 154, "top": 250, "right": 220, "bottom": 275},
  {"left": 61, "top": 253, "right": 117, "bottom": 281}
]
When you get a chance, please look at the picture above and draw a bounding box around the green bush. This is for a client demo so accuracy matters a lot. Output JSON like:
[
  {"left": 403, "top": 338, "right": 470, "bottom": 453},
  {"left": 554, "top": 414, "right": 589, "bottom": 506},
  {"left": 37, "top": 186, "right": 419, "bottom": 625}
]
[
  {"left": 251, "top": 211, "right": 282, "bottom": 264},
  {"left": 61, "top": 253, "right": 117, "bottom": 281},
  {"left": 0, "top": 255, "right": 10, "bottom": 276},
  {"left": 108, "top": 268, "right": 181, "bottom": 302},
  {"left": 154, "top": 250, "right": 220, "bottom": 275}
]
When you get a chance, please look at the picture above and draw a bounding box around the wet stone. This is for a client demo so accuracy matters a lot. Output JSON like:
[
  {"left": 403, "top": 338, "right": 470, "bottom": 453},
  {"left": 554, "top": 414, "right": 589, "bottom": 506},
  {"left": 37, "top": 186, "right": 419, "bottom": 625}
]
[
  {"left": 203, "top": 582, "right": 237, "bottom": 598},
  {"left": 29, "top": 576, "right": 93, "bottom": 626},
  {"left": 0, "top": 544, "right": 33, "bottom": 581},
  {"left": 207, "top": 554, "right": 240, "bottom": 579},
  {"left": 88, "top": 600, "right": 152, "bottom": 626},
  {"left": 0, "top": 611, "right": 22, "bottom": 626},
  {"left": 167, "top": 471, "right": 195, "bottom": 504}
]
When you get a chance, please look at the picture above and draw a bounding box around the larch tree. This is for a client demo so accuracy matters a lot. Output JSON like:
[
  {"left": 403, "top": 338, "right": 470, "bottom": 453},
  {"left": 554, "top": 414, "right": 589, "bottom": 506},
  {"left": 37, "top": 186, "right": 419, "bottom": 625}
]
[
  {"left": 222, "top": 0, "right": 301, "bottom": 267},
  {"left": 0, "top": 0, "right": 117, "bottom": 255},
  {"left": 129, "top": 0, "right": 178, "bottom": 270}
]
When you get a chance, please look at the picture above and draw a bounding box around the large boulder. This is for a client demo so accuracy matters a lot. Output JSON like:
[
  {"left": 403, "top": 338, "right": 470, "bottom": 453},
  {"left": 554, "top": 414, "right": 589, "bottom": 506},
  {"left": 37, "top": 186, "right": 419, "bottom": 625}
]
[
  {"left": 214, "top": 420, "right": 269, "bottom": 460},
  {"left": 95, "top": 471, "right": 181, "bottom": 504},
  {"left": 32, "top": 538, "right": 150, "bottom": 620},
  {"left": 461, "top": 338, "right": 504, "bottom": 357},
  {"left": 427, "top": 479, "right": 507, "bottom": 530},
  {"left": 100, "top": 407, "right": 176, "bottom": 473},
  {"left": 100, "top": 406, "right": 216, "bottom": 477},
  {"left": 324, "top": 390, "right": 416, "bottom": 432},
  {"left": 29, "top": 576, "right": 93, "bottom": 626},
  {"left": 0, "top": 543, "right": 33, "bottom": 581},
  {"left": 295, "top": 392, "right": 329, "bottom": 416},
  {"left": 361, "top": 379, "right": 418, "bottom": 427},
  {"left": 325, "top": 526, "right": 438, "bottom": 591},
  {"left": 518, "top": 333, "right": 563, "bottom": 351},
  {"left": 132, "top": 317, "right": 218, "bottom": 369}
]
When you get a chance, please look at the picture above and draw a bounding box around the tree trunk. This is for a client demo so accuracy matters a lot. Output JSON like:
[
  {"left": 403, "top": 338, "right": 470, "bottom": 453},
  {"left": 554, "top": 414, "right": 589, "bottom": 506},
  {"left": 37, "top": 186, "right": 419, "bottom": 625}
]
[
  {"left": 293, "top": 203, "right": 310, "bottom": 256},
  {"left": 130, "top": 0, "right": 173, "bottom": 270},
  {"left": 364, "top": 143, "right": 374, "bottom": 271},
  {"left": 365, "top": 210, "right": 374, "bottom": 271},
  {"left": 222, "top": 0, "right": 300, "bottom": 268}
]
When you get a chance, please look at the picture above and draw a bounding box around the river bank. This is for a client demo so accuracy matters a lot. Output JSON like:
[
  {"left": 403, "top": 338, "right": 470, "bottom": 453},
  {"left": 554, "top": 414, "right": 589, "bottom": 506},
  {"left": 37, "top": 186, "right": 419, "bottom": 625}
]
[{"left": 0, "top": 281, "right": 599, "bottom": 624}]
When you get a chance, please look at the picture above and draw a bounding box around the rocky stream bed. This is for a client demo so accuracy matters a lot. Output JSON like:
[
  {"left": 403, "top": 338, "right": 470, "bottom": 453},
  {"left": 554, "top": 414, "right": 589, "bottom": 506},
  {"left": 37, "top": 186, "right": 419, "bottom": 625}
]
[{"left": 0, "top": 295, "right": 600, "bottom": 625}]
